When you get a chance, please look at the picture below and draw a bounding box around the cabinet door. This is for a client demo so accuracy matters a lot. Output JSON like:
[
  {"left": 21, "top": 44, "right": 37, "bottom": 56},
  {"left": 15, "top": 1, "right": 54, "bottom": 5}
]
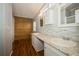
[
  {"left": 32, "top": 35, "right": 44, "bottom": 52},
  {"left": 44, "top": 8, "right": 53, "bottom": 25},
  {"left": 44, "top": 43, "right": 66, "bottom": 56}
]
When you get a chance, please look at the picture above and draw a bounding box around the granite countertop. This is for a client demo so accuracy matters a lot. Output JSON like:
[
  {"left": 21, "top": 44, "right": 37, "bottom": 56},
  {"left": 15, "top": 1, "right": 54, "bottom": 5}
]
[{"left": 32, "top": 33, "right": 79, "bottom": 56}]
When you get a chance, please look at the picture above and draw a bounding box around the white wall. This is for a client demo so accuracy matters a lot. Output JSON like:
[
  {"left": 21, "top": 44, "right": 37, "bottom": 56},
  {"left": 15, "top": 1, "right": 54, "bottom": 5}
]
[
  {"left": 0, "top": 3, "right": 13, "bottom": 55},
  {"left": 0, "top": 3, "right": 4, "bottom": 56}
]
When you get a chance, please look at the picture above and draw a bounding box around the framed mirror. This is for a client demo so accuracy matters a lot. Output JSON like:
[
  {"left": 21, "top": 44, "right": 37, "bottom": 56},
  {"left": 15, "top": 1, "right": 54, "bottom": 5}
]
[
  {"left": 40, "top": 17, "right": 43, "bottom": 27},
  {"left": 59, "top": 3, "right": 79, "bottom": 26}
]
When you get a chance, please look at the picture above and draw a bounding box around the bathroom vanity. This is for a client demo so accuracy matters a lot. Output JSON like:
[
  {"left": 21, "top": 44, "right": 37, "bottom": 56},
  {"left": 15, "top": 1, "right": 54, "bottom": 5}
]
[
  {"left": 32, "top": 3, "right": 79, "bottom": 56},
  {"left": 32, "top": 33, "right": 78, "bottom": 56}
]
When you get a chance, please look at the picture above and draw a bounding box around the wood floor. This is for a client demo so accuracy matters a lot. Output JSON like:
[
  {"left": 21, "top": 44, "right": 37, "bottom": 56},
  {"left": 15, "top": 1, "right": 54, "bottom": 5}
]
[{"left": 12, "top": 39, "right": 44, "bottom": 56}]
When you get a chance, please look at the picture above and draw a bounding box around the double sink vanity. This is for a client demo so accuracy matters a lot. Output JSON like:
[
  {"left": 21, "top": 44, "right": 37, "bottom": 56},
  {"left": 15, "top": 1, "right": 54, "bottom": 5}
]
[{"left": 32, "top": 33, "right": 79, "bottom": 56}]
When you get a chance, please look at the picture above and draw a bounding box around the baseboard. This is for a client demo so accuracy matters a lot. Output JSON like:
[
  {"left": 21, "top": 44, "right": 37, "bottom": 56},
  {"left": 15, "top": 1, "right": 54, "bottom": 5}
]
[{"left": 10, "top": 50, "right": 13, "bottom": 56}]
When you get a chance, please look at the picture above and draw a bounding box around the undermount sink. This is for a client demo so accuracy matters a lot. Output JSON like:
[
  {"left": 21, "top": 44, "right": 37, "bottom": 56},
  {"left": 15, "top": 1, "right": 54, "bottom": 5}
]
[{"left": 49, "top": 37, "right": 77, "bottom": 47}]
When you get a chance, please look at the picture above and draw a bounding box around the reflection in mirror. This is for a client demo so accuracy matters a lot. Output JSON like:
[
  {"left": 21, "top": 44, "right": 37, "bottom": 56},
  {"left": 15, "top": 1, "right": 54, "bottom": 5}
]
[
  {"left": 40, "top": 17, "right": 43, "bottom": 27},
  {"left": 61, "top": 3, "right": 79, "bottom": 24}
]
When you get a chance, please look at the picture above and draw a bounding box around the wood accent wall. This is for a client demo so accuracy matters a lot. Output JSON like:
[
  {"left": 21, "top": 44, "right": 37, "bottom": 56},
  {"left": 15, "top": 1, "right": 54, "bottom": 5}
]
[{"left": 14, "top": 16, "right": 33, "bottom": 40}]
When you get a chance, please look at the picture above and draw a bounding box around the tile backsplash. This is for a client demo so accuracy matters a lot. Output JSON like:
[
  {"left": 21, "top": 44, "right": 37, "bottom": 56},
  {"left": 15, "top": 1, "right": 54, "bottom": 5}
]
[{"left": 40, "top": 24, "right": 79, "bottom": 41}]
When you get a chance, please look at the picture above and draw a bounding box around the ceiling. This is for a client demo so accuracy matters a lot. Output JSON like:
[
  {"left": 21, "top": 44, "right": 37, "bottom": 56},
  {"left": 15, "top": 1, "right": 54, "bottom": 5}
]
[{"left": 12, "top": 3, "right": 44, "bottom": 19}]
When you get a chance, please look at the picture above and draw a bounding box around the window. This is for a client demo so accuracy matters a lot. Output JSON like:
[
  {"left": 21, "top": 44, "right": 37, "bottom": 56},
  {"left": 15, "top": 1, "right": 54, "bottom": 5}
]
[{"left": 33, "top": 21, "right": 36, "bottom": 31}]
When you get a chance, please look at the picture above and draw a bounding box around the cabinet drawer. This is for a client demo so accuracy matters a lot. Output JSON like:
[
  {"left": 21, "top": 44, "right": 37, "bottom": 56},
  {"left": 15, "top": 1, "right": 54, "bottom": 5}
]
[
  {"left": 32, "top": 35, "right": 44, "bottom": 52},
  {"left": 44, "top": 43, "right": 66, "bottom": 56}
]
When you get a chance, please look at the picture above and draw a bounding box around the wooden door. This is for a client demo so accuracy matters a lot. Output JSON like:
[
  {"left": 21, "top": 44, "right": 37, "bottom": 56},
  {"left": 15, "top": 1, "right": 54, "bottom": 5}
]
[{"left": 14, "top": 16, "right": 33, "bottom": 40}]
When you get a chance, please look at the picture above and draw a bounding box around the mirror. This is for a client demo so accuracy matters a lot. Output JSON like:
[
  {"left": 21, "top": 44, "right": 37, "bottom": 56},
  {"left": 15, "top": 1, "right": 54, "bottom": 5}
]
[
  {"left": 60, "top": 3, "right": 79, "bottom": 25},
  {"left": 40, "top": 17, "right": 43, "bottom": 27}
]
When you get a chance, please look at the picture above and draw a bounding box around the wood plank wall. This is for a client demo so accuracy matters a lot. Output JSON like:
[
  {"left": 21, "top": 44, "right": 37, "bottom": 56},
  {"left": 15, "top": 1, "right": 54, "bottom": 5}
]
[{"left": 14, "top": 16, "right": 33, "bottom": 40}]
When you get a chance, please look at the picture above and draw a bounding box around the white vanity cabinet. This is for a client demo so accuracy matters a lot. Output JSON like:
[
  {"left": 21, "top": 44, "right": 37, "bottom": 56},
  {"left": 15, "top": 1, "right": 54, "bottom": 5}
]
[
  {"left": 39, "top": 4, "right": 54, "bottom": 25},
  {"left": 32, "top": 34, "right": 44, "bottom": 52},
  {"left": 43, "top": 8, "right": 54, "bottom": 25},
  {"left": 41, "top": 4, "right": 59, "bottom": 26},
  {"left": 44, "top": 43, "right": 66, "bottom": 56}
]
